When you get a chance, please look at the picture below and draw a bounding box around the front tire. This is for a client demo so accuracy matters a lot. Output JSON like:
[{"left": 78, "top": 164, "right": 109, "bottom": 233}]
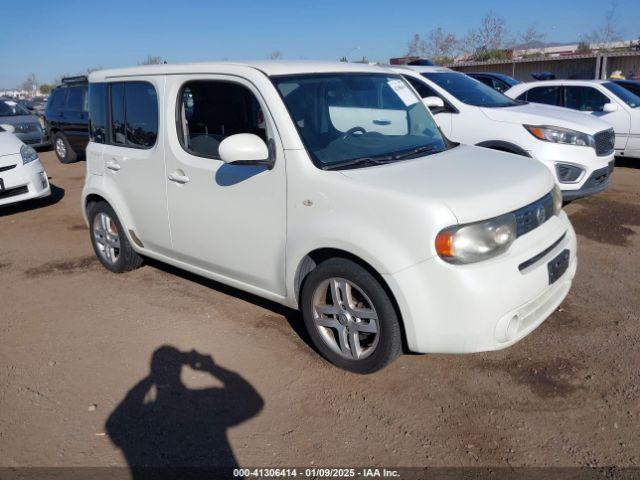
[
  {"left": 52, "top": 132, "right": 77, "bottom": 164},
  {"left": 88, "top": 202, "right": 143, "bottom": 273},
  {"left": 301, "top": 258, "right": 402, "bottom": 374}
]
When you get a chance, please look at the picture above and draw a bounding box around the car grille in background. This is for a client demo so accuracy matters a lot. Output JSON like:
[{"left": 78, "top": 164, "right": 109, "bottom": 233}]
[
  {"left": 14, "top": 123, "right": 42, "bottom": 134},
  {"left": 0, "top": 164, "right": 17, "bottom": 173},
  {"left": 512, "top": 191, "right": 555, "bottom": 238},
  {"left": 0, "top": 185, "right": 29, "bottom": 200},
  {"left": 594, "top": 129, "right": 615, "bottom": 156}
]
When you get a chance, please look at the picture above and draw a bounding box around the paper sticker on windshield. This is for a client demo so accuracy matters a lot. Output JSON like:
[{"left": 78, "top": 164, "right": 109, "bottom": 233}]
[
  {"left": 5, "top": 101, "right": 17, "bottom": 106},
  {"left": 387, "top": 79, "right": 418, "bottom": 106}
]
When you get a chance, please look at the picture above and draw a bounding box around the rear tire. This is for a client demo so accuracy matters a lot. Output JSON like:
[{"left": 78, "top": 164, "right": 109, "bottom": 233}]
[
  {"left": 88, "top": 202, "right": 143, "bottom": 273},
  {"left": 301, "top": 258, "right": 402, "bottom": 374},
  {"left": 52, "top": 132, "right": 77, "bottom": 164}
]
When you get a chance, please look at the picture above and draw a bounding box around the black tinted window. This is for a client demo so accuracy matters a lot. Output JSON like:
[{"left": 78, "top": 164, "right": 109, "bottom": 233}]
[
  {"left": 110, "top": 83, "right": 126, "bottom": 145},
  {"left": 422, "top": 72, "right": 518, "bottom": 107},
  {"left": 564, "top": 86, "right": 609, "bottom": 111},
  {"left": 89, "top": 83, "right": 107, "bottom": 144},
  {"left": 404, "top": 75, "right": 438, "bottom": 98},
  {"left": 177, "top": 80, "right": 266, "bottom": 158},
  {"left": 48, "top": 89, "right": 66, "bottom": 110},
  {"left": 124, "top": 82, "right": 158, "bottom": 148},
  {"left": 526, "top": 86, "right": 561, "bottom": 106},
  {"left": 66, "top": 86, "right": 86, "bottom": 111}
]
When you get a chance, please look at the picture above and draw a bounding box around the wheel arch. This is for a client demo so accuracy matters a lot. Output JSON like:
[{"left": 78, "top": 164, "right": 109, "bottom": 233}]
[{"left": 293, "top": 248, "right": 409, "bottom": 352}]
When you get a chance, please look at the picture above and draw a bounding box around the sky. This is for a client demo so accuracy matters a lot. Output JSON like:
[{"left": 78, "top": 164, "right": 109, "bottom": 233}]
[{"left": 1, "top": 0, "right": 638, "bottom": 88}]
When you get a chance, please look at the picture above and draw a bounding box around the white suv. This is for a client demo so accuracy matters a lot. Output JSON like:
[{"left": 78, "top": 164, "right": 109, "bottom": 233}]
[
  {"left": 0, "top": 124, "right": 51, "bottom": 207},
  {"left": 82, "top": 61, "right": 577, "bottom": 373},
  {"left": 394, "top": 66, "right": 616, "bottom": 201},
  {"left": 505, "top": 79, "right": 640, "bottom": 160}
]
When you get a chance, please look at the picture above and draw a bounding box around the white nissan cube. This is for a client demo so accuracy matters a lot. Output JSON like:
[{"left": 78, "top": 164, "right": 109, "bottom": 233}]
[
  {"left": 82, "top": 62, "right": 577, "bottom": 373},
  {"left": 0, "top": 124, "right": 51, "bottom": 207}
]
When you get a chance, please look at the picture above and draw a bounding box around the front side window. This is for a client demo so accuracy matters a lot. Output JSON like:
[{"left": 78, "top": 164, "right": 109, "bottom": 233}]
[
  {"left": 422, "top": 72, "right": 518, "bottom": 108},
  {"left": 602, "top": 82, "right": 640, "bottom": 108},
  {"left": 177, "top": 80, "right": 266, "bottom": 158},
  {"left": 564, "top": 86, "right": 610, "bottom": 112},
  {"left": 66, "top": 86, "right": 86, "bottom": 111},
  {"left": 109, "top": 81, "right": 158, "bottom": 148},
  {"left": 273, "top": 73, "right": 445, "bottom": 169},
  {"left": 525, "top": 86, "right": 562, "bottom": 106}
]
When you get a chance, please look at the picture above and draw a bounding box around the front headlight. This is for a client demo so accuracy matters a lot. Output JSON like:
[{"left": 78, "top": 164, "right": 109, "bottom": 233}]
[
  {"left": 524, "top": 125, "right": 594, "bottom": 148},
  {"left": 20, "top": 144, "right": 38, "bottom": 165},
  {"left": 435, "top": 213, "right": 517, "bottom": 264},
  {"left": 552, "top": 184, "right": 563, "bottom": 214}
]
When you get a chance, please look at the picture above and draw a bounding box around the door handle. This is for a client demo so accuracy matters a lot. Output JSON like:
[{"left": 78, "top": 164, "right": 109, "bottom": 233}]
[
  {"left": 168, "top": 170, "right": 190, "bottom": 184},
  {"left": 106, "top": 160, "right": 121, "bottom": 171}
]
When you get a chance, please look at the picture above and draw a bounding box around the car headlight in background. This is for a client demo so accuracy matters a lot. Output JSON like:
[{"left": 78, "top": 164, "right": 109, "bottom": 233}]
[
  {"left": 524, "top": 125, "right": 594, "bottom": 148},
  {"left": 20, "top": 144, "right": 39, "bottom": 165},
  {"left": 435, "top": 213, "right": 517, "bottom": 264}
]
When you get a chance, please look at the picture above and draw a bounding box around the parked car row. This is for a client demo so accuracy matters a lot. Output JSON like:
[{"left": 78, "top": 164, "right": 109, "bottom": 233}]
[
  {"left": 0, "top": 98, "right": 49, "bottom": 148},
  {"left": 6, "top": 60, "right": 632, "bottom": 373}
]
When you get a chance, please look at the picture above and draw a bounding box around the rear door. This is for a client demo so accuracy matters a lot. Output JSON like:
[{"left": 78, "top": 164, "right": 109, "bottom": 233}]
[
  {"left": 563, "top": 84, "right": 630, "bottom": 150},
  {"left": 101, "top": 78, "right": 172, "bottom": 254},
  {"left": 403, "top": 75, "right": 453, "bottom": 138}
]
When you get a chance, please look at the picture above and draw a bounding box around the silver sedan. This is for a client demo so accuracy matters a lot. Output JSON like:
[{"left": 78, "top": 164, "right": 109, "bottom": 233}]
[{"left": 0, "top": 98, "right": 49, "bottom": 148}]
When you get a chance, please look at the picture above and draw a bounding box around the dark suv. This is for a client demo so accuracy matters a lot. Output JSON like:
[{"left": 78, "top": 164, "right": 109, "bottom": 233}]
[{"left": 45, "top": 76, "right": 89, "bottom": 163}]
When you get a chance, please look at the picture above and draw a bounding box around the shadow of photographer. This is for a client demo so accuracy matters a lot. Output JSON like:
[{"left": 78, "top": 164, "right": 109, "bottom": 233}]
[{"left": 106, "top": 345, "right": 264, "bottom": 478}]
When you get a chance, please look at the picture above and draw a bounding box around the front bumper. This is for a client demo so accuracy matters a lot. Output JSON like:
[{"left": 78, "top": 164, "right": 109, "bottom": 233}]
[
  {"left": 562, "top": 161, "right": 615, "bottom": 201},
  {"left": 0, "top": 155, "right": 51, "bottom": 207},
  {"left": 384, "top": 211, "right": 576, "bottom": 353}
]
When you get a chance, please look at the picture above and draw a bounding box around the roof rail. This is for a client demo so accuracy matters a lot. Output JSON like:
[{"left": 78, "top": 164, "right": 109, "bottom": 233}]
[{"left": 61, "top": 75, "right": 88, "bottom": 84}]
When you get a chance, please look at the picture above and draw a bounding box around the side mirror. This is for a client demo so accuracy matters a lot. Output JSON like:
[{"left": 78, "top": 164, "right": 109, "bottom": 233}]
[
  {"left": 602, "top": 102, "right": 619, "bottom": 113},
  {"left": 423, "top": 96, "right": 445, "bottom": 110},
  {"left": 218, "top": 133, "right": 273, "bottom": 169},
  {"left": 0, "top": 124, "right": 15, "bottom": 133}
]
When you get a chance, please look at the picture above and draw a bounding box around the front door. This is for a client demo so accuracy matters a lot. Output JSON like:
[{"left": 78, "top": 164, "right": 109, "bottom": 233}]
[{"left": 163, "top": 75, "right": 287, "bottom": 295}]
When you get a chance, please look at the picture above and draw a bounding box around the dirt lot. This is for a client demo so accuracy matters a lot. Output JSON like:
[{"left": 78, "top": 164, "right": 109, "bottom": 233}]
[{"left": 1, "top": 151, "right": 639, "bottom": 473}]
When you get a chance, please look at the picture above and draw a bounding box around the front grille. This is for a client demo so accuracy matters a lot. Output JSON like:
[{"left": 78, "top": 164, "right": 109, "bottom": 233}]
[
  {"left": 512, "top": 191, "right": 555, "bottom": 238},
  {"left": 15, "top": 123, "right": 41, "bottom": 134},
  {"left": 594, "top": 129, "right": 615, "bottom": 156},
  {"left": 0, "top": 164, "right": 16, "bottom": 172},
  {"left": 0, "top": 185, "right": 29, "bottom": 200}
]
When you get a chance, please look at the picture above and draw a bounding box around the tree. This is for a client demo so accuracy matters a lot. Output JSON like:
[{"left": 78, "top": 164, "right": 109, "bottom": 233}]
[
  {"left": 464, "top": 11, "right": 508, "bottom": 53},
  {"left": 39, "top": 84, "right": 54, "bottom": 95},
  {"left": 139, "top": 55, "right": 165, "bottom": 65},
  {"left": 406, "top": 33, "right": 426, "bottom": 57},
  {"left": 517, "top": 23, "right": 546, "bottom": 48},
  {"left": 583, "top": 0, "right": 623, "bottom": 49},
  {"left": 269, "top": 51, "right": 283, "bottom": 60},
  {"left": 21, "top": 73, "right": 38, "bottom": 93},
  {"left": 424, "top": 27, "right": 459, "bottom": 63}
]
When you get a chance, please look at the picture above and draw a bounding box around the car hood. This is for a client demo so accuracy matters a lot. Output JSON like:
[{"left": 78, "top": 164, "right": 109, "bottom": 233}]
[
  {"left": 0, "top": 131, "right": 23, "bottom": 157},
  {"left": 0, "top": 114, "right": 41, "bottom": 126},
  {"left": 340, "top": 145, "right": 554, "bottom": 224},
  {"left": 479, "top": 102, "right": 611, "bottom": 134}
]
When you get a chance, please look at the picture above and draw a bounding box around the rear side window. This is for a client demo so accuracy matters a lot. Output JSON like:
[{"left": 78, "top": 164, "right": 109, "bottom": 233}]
[
  {"left": 109, "top": 81, "right": 158, "bottom": 148},
  {"left": 66, "top": 86, "right": 87, "bottom": 111},
  {"left": 525, "top": 86, "right": 561, "bottom": 106},
  {"left": 89, "top": 83, "right": 107, "bottom": 144},
  {"left": 564, "top": 86, "right": 609, "bottom": 112},
  {"left": 177, "top": 80, "right": 266, "bottom": 158}
]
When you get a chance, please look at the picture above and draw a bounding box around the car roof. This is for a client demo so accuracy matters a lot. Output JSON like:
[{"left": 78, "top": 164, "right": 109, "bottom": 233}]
[
  {"left": 391, "top": 65, "right": 454, "bottom": 74},
  {"left": 614, "top": 79, "right": 640, "bottom": 85},
  {"left": 88, "top": 61, "right": 391, "bottom": 82}
]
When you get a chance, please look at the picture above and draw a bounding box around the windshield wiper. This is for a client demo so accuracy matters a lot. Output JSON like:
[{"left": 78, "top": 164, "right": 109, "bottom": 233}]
[
  {"left": 392, "top": 145, "right": 441, "bottom": 160},
  {"left": 322, "top": 155, "right": 395, "bottom": 171}
]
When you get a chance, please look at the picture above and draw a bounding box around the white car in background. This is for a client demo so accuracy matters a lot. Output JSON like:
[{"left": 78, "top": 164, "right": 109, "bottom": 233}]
[
  {"left": 505, "top": 79, "right": 640, "bottom": 160},
  {"left": 394, "top": 66, "right": 616, "bottom": 201},
  {"left": 82, "top": 61, "right": 577, "bottom": 373},
  {"left": 0, "top": 124, "right": 51, "bottom": 207}
]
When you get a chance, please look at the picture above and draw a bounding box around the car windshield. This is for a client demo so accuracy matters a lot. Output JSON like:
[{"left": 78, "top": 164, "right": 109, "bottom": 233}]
[
  {"left": 0, "top": 99, "right": 30, "bottom": 116},
  {"left": 603, "top": 82, "right": 640, "bottom": 108},
  {"left": 494, "top": 74, "right": 521, "bottom": 87},
  {"left": 423, "top": 72, "right": 519, "bottom": 107},
  {"left": 273, "top": 73, "right": 446, "bottom": 169}
]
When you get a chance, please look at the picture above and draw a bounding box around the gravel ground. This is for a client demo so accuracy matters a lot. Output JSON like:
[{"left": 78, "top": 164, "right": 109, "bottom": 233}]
[{"left": 0, "top": 151, "right": 639, "bottom": 474}]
